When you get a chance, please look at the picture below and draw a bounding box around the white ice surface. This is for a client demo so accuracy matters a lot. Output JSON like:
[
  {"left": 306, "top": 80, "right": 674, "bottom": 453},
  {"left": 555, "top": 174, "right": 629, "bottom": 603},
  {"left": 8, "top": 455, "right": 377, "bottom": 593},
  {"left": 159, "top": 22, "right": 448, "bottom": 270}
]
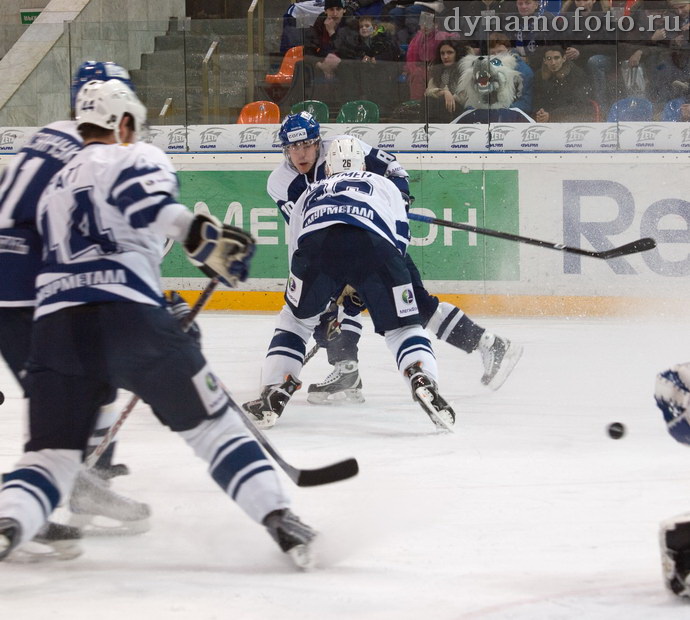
[{"left": 1, "top": 312, "right": 690, "bottom": 619}]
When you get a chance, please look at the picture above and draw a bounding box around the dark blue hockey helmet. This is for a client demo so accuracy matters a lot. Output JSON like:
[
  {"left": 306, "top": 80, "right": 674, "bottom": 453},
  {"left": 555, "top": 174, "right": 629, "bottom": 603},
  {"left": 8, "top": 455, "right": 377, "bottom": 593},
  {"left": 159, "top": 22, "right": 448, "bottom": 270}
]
[
  {"left": 279, "top": 112, "right": 321, "bottom": 147},
  {"left": 70, "top": 61, "right": 134, "bottom": 109}
]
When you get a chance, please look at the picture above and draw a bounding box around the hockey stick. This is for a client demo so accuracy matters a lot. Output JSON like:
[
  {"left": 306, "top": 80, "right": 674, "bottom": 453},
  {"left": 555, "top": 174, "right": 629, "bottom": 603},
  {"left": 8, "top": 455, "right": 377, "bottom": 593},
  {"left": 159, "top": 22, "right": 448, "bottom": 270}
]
[
  {"left": 85, "top": 277, "right": 220, "bottom": 469},
  {"left": 217, "top": 381, "right": 358, "bottom": 487},
  {"left": 408, "top": 212, "right": 657, "bottom": 259}
]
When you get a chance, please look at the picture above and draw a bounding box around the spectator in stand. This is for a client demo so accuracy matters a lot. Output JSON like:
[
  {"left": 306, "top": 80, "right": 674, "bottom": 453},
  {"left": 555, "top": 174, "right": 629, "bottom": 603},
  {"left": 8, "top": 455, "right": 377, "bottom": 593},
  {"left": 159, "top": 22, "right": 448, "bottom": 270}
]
[
  {"left": 403, "top": 10, "right": 458, "bottom": 100},
  {"left": 288, "top": 0, "right": 356, "bottom": 109},
  {"left": 424, "top": 40, "right": 469, "bottom": 122},
  {"left": 335, "top": 15, "right": 402, "bottom": 114},
  {"left": 345, "top": 0, "right": 389, "bottom": 17},
  {"left": 532, "top": 44, "right": 593, "bottom": 121},
  {"left": 559, "top": 0, "right": 616, "bottom": 109},
  {"left": 511, "top": 0, "right": 557, "bottom": 67},
  {"left": 384, "top": 0, "right": 446, "bottom": 45},
  {"left": 487, "top": 32, "right": 534, "bottom": 112}
]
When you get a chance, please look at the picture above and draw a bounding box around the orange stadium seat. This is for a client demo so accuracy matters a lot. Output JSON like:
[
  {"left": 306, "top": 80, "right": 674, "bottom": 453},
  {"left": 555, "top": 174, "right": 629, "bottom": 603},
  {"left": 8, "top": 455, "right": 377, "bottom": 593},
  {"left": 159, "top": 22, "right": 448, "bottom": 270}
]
[
  {"left": 265, "top": 46, "right": 304, "bottom": 85},
  {"left": 237, "top": 101, "right": 281, "bottom": 124}
]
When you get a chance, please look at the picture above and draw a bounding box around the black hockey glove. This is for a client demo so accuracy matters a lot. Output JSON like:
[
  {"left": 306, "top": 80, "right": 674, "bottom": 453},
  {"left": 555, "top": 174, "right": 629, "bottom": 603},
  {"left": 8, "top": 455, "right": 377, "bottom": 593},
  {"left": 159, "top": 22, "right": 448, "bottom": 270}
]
[
  {"left": 184, "top": 214, "right": 255, "bottom": 287},
  {"left": 165, "top": 290, "right": 202, "bottom": 347},
  {"left": 313, "top": 306, "right": 341, "bottom": 348}
]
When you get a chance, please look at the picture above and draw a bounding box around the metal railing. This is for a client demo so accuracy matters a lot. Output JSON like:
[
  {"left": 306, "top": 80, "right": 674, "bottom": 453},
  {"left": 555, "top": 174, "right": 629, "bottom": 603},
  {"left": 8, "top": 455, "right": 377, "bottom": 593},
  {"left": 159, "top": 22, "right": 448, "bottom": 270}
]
[
  {"left": 247, "top": 0, "right": 265, "bottom": 104},
  {"left": 201, "top": 39, "right": 220, "bottom": 123}
]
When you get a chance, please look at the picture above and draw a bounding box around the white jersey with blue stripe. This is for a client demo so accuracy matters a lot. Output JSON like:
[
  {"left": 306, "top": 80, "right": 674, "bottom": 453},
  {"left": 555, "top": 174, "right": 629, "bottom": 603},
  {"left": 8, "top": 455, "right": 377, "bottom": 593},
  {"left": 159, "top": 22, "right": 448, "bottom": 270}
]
[
  {"left": 289, "top": 170, "right": 410, "bottom": 258},
  {"left": 0, "top": 120, "right": 82, "bottom": 306},
  {"left": 34, "top": 140, "right": 193, "bottom": 320},
  {"left": 267, "top": 135, "right": 409, "bottom": 224}
]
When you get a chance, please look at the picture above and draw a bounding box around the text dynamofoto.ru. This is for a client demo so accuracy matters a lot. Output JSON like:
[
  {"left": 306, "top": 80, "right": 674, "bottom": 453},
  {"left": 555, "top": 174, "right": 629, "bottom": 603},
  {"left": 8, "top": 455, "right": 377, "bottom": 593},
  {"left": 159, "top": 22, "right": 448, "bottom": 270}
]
[{"left": 444, "top": 8, "right": 686, "bottom": 37}]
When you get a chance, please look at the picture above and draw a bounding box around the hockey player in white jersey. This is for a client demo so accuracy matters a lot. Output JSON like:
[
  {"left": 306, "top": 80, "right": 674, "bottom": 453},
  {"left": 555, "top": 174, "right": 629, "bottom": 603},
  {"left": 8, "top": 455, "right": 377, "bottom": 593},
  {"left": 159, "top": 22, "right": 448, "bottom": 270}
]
[
  {"left": 246, "top": 137, "right": 455, "bottom": 431},
  {"left": 0, "top": 61, "right": 151, "bottom": 556},
  {"left": 262, "top": 112, "right": 522, "bottom": 407},
  {"left": 0, "top": 79, "right": 316, "bottom": 568}
]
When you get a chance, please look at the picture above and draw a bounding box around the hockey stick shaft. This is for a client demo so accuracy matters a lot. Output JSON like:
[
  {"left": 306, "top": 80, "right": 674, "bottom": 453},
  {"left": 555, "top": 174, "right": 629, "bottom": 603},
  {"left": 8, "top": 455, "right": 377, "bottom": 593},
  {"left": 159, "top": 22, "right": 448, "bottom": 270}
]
[
  {"left": 85, "top": 277, "right": 220, "bottom": 469},
  {"left": 408, "top": 212, "right": 656, "bottom": 259}
]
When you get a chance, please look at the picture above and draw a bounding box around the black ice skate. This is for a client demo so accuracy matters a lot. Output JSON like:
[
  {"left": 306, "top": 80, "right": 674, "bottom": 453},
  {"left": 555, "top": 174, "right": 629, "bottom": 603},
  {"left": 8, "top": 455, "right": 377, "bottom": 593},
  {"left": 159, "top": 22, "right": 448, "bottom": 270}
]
[
  {"left": 263, "top": 508, "right": 316, "bottom": 570},
  {"left": 404, "top": 362, "right": 455, "bottom": 432},
  {"left": 68, "top": 469, "right": 151, "bottom": 535},
  {"left": 661, "top": 514, "right": 690, "bottom": 597},
  {"left": 307, "top": 360, "right": 364, "bottom": 404},
  {"left": 0, "top": 517, "right": 21, "bottom": 561},
  {"left": 243, "top": 376, "right": 301, "bottom": 429},
  {"left": 478, "top": 332, "right": 523, "bottom": 391},
  {"left": 24, "top": 521, "right": 83, "bottom": 561}
]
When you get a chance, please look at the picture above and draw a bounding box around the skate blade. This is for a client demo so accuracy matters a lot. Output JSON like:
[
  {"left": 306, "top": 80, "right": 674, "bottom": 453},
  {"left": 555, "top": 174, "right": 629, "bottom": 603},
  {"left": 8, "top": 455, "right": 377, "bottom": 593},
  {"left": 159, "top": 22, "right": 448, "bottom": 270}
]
[
  {"left": 251, "top": 412, "right": 277, "bottom": 429},
  {"left": 68, "top": 513, "right": 150, "bottom": 536},
  {"left": 414, "top": 387, "right": 454, "bottom": 433},
  {"left": 287, "top": 542, "right": 316, "bottom": 571},
  {"left": 484, "top": 342, "right": 524, "bottom": 391},
  {"left": 307, "top": 388, "right": 365, "bottom": 405},
  {"left": 8, "top": 539, "right": 83, "bottom": 562}
]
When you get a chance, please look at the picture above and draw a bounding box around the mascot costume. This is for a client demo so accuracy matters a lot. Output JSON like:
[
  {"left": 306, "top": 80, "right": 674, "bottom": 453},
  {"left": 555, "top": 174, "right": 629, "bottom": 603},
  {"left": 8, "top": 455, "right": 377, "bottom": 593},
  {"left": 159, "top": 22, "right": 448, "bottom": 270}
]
[{"left": 452, "top": 53, "right": 533, "bottom": 123}]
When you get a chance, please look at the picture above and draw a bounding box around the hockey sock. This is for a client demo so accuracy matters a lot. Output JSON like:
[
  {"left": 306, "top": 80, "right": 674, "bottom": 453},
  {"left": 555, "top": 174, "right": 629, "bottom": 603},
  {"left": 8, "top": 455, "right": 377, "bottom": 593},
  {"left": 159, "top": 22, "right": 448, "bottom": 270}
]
[
  {"left": 426, "top": 302, "right": 485, "bottom": 353},
  {"left": 385, "top": 326, "right": 438, "bottom": 382},
  {"left": 0, "top": 449, "right": 81, "bottom": 544},
  {"left": 180, "top": 416, "right": 290, "bottom": 524}
]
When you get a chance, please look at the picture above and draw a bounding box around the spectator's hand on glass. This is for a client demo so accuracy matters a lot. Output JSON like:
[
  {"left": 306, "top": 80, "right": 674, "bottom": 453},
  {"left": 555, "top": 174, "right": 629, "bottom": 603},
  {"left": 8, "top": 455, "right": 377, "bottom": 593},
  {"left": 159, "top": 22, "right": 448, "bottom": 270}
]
[
  {"left": 652, "top": 28, "right": 667, "bottom": 41},
  {"left": 535, "top": 108, "right": 550, "bottom": 123},
  {"left": 681, "top": 104, "right": 690, "bottom": 121},
  {"left": 628, "top": 50, "right": 643, "bottom": 67},
  {"left": 565, "top": 47, "right": 580, "bottom": 61}
]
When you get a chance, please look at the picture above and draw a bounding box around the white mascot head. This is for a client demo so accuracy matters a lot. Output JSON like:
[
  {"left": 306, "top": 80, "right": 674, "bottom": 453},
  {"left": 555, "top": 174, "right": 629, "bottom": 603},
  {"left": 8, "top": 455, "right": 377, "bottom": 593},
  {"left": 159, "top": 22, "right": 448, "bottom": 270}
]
[{"left": 457, "top": 52, "right": 522, "bottom": 110}]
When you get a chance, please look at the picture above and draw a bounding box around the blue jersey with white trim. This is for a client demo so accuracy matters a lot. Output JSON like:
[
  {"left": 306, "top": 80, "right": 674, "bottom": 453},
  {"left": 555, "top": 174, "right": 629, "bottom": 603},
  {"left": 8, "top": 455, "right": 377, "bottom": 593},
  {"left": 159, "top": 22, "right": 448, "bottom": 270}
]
[
  {"left": 289, "top": 170, "right": 410, "bottom": 258},
  {"left": 267, "top": 135, "right": 409, "bottom": 223},
  {"left": 0, "top": 121, "right": 82, "bottom": 306},
  {"left": 35, "top": 140, "right": 191, "bottom": 319}
]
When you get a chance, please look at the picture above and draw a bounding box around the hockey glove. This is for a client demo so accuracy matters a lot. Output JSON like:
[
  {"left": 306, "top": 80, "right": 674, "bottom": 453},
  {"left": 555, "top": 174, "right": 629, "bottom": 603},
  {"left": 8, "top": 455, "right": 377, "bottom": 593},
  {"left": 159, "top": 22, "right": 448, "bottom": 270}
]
[
  {"left": 184, "top": 214, "right": 255, "bottom": 287},
  {"left": 337, "top": 285, "right": 366, "bottom": 317},
  {"left": 654, "top": 364, "right": 690, "bottom": 445},
  {"left": 165, "top": 290, "right": 202, "bottom": 347},
  {"left": 313, "top": 306, "right": 341, "bottom": 348}
]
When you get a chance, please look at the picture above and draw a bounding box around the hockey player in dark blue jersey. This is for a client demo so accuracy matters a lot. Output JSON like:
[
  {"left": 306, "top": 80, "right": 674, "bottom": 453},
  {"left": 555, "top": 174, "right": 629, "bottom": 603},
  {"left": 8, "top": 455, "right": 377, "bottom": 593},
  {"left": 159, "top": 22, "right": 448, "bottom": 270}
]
[
  {"left": 0, "top": 79, "right": 316, "bottom": 568},
  {"left": 257, "top": 112, "right": 522, "bottom": 411}
]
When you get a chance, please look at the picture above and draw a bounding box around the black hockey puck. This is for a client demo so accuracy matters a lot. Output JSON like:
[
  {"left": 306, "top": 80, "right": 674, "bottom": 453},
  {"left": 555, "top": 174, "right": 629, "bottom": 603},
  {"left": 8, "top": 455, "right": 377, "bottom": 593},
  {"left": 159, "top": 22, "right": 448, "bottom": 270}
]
[
  {"left": 0, "top": 390, "right": 4, "bottom": 405},
  {"left": 607, "top": 422, "right": 625, "bottom": 439}
]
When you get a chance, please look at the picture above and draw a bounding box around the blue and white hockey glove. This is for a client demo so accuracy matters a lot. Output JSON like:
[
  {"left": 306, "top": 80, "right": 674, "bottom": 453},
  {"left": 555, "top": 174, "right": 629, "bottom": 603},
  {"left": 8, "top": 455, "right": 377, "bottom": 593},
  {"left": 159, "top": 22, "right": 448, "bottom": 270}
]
[
  {"left": 654, "top": 364, "right": 690, "bottom": 445},
  {"left": 165, "top": 290, "right": 201, "bottom": 346},
  {"left": 313, "top": 306, "right": 341, "bottom": 348},
  {"left": 184, "top": 214, "right": 255, "bottom": 287},
  {"left": 337, "top": 285, "right": 366, "bottom": 317}
]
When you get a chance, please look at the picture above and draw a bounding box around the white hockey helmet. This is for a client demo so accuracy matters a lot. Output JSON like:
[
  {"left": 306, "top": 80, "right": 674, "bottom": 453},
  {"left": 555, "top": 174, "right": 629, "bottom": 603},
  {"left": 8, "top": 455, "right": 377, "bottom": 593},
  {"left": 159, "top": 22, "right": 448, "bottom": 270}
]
[
  {"left": 325, "top": 137, "right": 366, "bottom": 176},
  {"left": 75, "top": 79, "right": 147, "bottom": 143}
]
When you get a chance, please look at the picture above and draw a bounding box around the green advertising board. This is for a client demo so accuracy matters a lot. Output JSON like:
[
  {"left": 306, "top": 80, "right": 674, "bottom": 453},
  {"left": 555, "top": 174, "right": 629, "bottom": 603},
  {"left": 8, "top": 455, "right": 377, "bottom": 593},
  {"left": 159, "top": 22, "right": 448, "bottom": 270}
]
[{"left": 162, "top": 169, "right": 519, "bottom": 282}]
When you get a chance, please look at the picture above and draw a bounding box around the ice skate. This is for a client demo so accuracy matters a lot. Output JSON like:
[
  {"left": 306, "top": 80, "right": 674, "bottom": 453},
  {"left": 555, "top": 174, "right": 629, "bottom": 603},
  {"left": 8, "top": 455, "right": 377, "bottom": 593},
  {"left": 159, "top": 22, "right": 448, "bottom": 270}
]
[
  {"left": 307, "top": 360, "right": 365, "bottom": 404},
  {"left": 404, "top": 362, "right": 455, "bottom": 432},
  {"left": 263, "top": 508, "right": 317, "bottom": 570},
  {"left": 68, "top": 469, "right": 150, "bottom": 535},
  {"left": 243, "top": 376, "right": 301, "bottom": 429},
  {"left": 16, "top": 521, "right": 84, "bottom": 561},
  {"left": 0, "top": 517, "right": 21, "bottom": 561},
  {"left": 478, "top": 332, "right": 523, "bottom": 390}
]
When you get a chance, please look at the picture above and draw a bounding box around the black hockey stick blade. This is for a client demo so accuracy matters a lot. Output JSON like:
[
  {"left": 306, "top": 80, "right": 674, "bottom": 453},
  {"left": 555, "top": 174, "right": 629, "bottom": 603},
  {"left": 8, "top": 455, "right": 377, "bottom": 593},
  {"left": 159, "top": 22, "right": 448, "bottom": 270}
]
[
  {"left": 593, "top": 237, "right": 657, "bottom": 260},
  {"left": 295, "top": 457, "right": 359, "bottom": 487}
]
